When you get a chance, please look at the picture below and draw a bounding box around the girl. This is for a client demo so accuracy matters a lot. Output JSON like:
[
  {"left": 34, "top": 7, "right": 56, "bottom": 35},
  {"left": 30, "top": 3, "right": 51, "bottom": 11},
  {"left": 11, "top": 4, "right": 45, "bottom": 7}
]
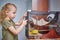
[{"left": 0, "top": 3, "right": 27, "bottom": 40}]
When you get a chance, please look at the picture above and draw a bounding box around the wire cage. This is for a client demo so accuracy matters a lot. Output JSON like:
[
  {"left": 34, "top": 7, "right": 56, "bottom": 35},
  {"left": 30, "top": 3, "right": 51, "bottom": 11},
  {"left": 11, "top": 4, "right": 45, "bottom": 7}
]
[{"left": 25, "top": 10, "right": 60, "bottom": 39}]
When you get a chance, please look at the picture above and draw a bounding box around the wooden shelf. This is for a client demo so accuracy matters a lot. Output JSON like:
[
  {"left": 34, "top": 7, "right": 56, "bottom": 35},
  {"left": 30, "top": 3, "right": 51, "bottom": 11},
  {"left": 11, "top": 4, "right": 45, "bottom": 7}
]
[{"left": 28, "top": 38, "right": 60, "bottom": 40}]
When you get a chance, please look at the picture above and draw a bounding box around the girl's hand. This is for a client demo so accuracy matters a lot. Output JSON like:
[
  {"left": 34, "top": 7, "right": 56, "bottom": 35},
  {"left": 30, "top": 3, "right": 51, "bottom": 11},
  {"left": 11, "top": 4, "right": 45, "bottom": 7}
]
[
  {"left": 23, "top": 12, "right": 27, "bottom": 18},
  {"left": 21, "top": 20, "right": 27, "bottom": 26},
  {"left": 15, "top": 12, "right": 27, "bottom": 26}
]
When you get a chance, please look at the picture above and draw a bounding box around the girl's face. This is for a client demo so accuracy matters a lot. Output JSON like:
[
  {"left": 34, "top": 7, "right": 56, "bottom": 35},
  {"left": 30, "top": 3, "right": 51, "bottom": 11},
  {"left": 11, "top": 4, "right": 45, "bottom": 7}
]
[{"left": 6, "top": 5, "right": 16, "bottom": 20}]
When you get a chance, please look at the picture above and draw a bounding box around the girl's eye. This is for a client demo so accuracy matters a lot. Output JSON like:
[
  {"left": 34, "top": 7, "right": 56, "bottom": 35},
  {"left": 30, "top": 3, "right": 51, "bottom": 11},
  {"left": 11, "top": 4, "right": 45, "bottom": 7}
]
[{"left": 13, "top": 12, "right": 16, "bottom": 14}]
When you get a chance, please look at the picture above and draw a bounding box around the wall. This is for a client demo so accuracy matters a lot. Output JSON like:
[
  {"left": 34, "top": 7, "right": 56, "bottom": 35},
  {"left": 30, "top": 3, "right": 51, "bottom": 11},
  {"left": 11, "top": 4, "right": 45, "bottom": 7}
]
[
  {"left": 27, "top": 0, "right": 32, "bottom": 10},
  {"left": 49, "top": 0, "right": 60, "bottom": 11},
  {"left": 0, "top": 0, "right": 31, "bottom": 40}
]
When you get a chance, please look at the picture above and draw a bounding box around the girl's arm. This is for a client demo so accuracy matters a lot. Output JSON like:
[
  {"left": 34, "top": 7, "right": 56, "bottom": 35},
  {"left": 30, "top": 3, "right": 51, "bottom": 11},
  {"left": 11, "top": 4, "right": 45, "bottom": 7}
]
[
  {"left": 8, "top": 20, "right": 27, "bottom": 35},
  {"left": 15, "top": 12, "right": 27, "bottom": 26}
]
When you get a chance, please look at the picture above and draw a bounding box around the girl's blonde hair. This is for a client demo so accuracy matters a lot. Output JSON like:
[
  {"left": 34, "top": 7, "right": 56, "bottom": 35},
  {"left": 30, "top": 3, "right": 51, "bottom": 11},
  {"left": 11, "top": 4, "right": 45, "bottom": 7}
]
[{"left": 0, "top": 3, "right": 16, "bottom": 23}]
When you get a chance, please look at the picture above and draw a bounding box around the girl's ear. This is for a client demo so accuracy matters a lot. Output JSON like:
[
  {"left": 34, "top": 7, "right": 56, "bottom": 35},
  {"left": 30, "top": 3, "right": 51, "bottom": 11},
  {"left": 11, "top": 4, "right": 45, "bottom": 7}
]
[{"left": 5, "top": 11, "right": 8, "bottom": 14}]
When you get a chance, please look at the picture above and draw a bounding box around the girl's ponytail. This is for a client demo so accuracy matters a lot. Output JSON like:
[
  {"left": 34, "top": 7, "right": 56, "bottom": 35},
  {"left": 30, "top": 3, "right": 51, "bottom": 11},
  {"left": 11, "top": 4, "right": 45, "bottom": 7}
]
[{"left": 0, "top": 12, "right": 2, "bottom": 24}]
